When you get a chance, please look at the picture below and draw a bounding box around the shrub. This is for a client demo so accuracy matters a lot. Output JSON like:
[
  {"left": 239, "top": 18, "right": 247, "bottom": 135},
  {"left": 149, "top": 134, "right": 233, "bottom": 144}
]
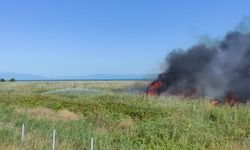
[{"left": 9, "top": 78, "right": 16, "bottom": 82}]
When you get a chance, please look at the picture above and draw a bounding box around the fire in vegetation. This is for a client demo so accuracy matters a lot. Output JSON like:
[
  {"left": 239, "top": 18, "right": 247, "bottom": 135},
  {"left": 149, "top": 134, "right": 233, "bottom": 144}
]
[{"left": 147, "top": 31, "right": 250, "bottom": 105}]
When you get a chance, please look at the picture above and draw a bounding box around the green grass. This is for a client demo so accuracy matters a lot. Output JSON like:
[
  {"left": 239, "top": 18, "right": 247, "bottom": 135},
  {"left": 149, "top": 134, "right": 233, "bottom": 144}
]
[{"left": 0, "top": 81, "right": 249, "bottom": 150}]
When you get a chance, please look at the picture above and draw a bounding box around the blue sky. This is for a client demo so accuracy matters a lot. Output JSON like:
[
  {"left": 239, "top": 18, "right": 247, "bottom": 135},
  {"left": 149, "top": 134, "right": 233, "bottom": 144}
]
[{"left": 0, "top": 0, "right": 250, "bottom": 76}]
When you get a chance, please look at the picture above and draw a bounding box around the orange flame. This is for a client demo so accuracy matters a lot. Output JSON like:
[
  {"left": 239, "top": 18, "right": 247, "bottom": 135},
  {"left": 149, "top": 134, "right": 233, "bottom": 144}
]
[
  {"left": 147, "top": 81, "right": 161, "bottom": 96},
  {"left": 225, "top": 91, "right": 239, "bottom": 106}
]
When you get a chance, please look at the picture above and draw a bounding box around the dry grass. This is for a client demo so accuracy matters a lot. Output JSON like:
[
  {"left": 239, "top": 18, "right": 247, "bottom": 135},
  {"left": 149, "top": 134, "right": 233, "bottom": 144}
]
[
  {"left": 57, "top": 109, "right": 79, "bottom": 121},
  {"left": 2, "top": 145, "right": 19, "bottom": 150},
  {"left": 0, "top": 81, "right": 148, "bottom": 92},
  {"left": 16, "top": 107, "right": 80, "bottom": 121},
  {"left": 116, "top": 118, "right": 135, "bottom": 131},
  {"left": 231, "top": 138, "right": 250, "bottom": 150},
  {"left": 0, "top": 122, "right": 14, "bottom": 130},
  {"left": 211, "top": 138, "right": 250, "bottom": 150}
]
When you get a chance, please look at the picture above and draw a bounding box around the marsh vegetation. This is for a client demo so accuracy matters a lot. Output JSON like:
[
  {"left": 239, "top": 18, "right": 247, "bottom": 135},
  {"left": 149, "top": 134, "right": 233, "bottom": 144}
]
[{"left": 0, "top": 81, "right": 249, "bottom": 149}]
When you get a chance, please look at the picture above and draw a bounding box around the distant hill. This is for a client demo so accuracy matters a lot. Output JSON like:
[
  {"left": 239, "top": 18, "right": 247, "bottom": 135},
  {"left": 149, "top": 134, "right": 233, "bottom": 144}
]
[
  {"left": 57, "top": 74, "right": 156, "bottom": 80},
  {"left": 0, "top": 72, "right": 46, "bottom": 80},
  {"left": 0, "top": 72, "right": 156, "bottom": 80}
]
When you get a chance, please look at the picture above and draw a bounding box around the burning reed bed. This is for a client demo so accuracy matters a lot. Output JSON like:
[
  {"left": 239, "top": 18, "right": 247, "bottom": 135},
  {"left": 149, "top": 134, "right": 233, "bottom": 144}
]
[{"left": 0, "top": 81, "right": 249, "bottom": 149}]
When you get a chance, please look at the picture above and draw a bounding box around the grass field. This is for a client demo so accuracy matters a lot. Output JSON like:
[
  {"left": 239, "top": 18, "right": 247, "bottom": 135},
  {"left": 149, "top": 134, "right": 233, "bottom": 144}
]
[{"left": 0, "top": 81, "right": 249, "bottom": 150}]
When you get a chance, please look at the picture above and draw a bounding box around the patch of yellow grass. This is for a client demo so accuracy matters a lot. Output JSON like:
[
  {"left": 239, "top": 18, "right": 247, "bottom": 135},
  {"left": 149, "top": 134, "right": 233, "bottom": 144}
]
[
  {"left": 116, "top": 118, "right": 135, "bottom": 131},
  {"left": 16, "top": 107, "right": 80, "bottom": 121},
  {"left": 0, "top": 122, "right": 14, "bottom": 130},
  {"left": 231, "top": 138, "right": 250, "bottom": 150},
  {"left": 57, "top": 109, "right": 79, "bottom": 121},
  {"left": 2, "top": 145, "right": 19, "bottom": 150}
]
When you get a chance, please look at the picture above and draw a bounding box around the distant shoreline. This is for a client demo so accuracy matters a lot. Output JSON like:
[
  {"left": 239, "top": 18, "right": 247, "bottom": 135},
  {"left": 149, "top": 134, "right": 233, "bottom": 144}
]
[{"left": 15, "top": 79, "right": 152, "bottom": 82}]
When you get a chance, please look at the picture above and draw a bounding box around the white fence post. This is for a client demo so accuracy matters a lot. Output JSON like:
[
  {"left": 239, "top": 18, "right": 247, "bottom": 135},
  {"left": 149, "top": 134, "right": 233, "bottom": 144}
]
[
  {"left": 21, "top": 124, "right": 25, "bottom": 150},
  {"left": 90, "top": 137, "right": 94, "bottom": 150},
  {"left": 52, "top": 129, "right": 56, "bottom": 150}
]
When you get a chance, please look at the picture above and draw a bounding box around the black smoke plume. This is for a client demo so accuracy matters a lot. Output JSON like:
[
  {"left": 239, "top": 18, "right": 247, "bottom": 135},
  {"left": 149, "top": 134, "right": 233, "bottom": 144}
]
[{"left": 153, "top": 31, "right": 250, "bottom": 102}]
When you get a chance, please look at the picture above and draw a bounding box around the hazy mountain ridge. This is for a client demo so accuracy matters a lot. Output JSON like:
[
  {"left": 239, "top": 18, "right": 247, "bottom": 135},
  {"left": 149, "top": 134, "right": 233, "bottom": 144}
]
[
  {"left": 0, "top": 72, "right": 46, "bottom": 80},
  {"left": 0, "top": 72, "right": 156, "bottom": 80}
]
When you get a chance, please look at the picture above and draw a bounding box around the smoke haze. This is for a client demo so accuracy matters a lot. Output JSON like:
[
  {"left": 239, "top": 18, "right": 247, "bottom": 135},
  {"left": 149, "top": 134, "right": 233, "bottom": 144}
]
[{"left": 156, "top": 31, "right": 250, "bottom": 102}]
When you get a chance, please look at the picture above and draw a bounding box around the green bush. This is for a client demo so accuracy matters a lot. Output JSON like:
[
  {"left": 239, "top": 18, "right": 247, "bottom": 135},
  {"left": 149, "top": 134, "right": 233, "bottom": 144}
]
[{"left": 9, "top": 78, "right": 16, "bottom": 82}]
